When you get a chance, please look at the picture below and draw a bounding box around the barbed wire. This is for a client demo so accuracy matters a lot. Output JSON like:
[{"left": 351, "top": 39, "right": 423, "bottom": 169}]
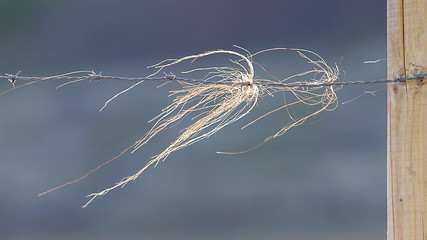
[{"left": 1, "top": 71, "right": 425, "bottom": 89}]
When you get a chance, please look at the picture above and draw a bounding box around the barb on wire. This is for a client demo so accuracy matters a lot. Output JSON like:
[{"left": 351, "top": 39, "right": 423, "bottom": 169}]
[
  {"left": 0, "top": 47, "right": 425, "bottom": 208},
  {"left": 88, "top": 71, "right": 102, "bottom": 83},
  {"left": 5, "top": 71, "right": 21, "bottom": 88}
]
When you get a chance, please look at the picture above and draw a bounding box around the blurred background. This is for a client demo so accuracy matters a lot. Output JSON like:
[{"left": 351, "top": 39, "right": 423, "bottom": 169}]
[{"left": 0, "top": 0, "right": 387, "bottom": 239}]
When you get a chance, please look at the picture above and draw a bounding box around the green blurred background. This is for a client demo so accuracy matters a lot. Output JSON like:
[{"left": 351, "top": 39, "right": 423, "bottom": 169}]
[{"left": 0, "top": 0, "right": 388, "bottom": 239}]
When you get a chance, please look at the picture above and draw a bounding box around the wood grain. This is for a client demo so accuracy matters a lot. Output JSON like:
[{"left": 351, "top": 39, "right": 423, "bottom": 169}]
[{"left": 387, "top": 0, "right": 427, "bottom": 239}]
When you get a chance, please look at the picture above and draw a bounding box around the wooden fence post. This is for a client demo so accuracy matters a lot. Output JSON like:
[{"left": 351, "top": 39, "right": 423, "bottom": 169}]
[{"left": 387, "top": 0, "right": 426, "bottom": 239}]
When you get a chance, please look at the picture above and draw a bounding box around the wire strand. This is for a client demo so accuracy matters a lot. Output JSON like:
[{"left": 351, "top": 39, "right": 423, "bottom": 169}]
[{"left": 1, "top": 72, "right": 425, "bottom": 89}]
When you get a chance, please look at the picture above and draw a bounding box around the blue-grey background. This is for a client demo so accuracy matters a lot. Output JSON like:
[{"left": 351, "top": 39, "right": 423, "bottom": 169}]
[{"left": 0, "top": 1, "right": 387, "bottom": 239}]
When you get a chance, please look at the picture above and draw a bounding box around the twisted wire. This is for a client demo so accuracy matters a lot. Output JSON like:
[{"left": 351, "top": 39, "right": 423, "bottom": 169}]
[{"left": 1, "top": 72, "right": 425, "bottom": 89}]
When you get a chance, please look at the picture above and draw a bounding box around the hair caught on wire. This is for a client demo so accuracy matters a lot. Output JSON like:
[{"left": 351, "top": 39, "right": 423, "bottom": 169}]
[{"left": 2, "top": 47, "right": 345, "bottom": 207}]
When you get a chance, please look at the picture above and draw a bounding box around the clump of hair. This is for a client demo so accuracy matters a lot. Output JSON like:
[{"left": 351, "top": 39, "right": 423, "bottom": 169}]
[{"left": 83, "top": 49, "right": 262, "bottom": 207}]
